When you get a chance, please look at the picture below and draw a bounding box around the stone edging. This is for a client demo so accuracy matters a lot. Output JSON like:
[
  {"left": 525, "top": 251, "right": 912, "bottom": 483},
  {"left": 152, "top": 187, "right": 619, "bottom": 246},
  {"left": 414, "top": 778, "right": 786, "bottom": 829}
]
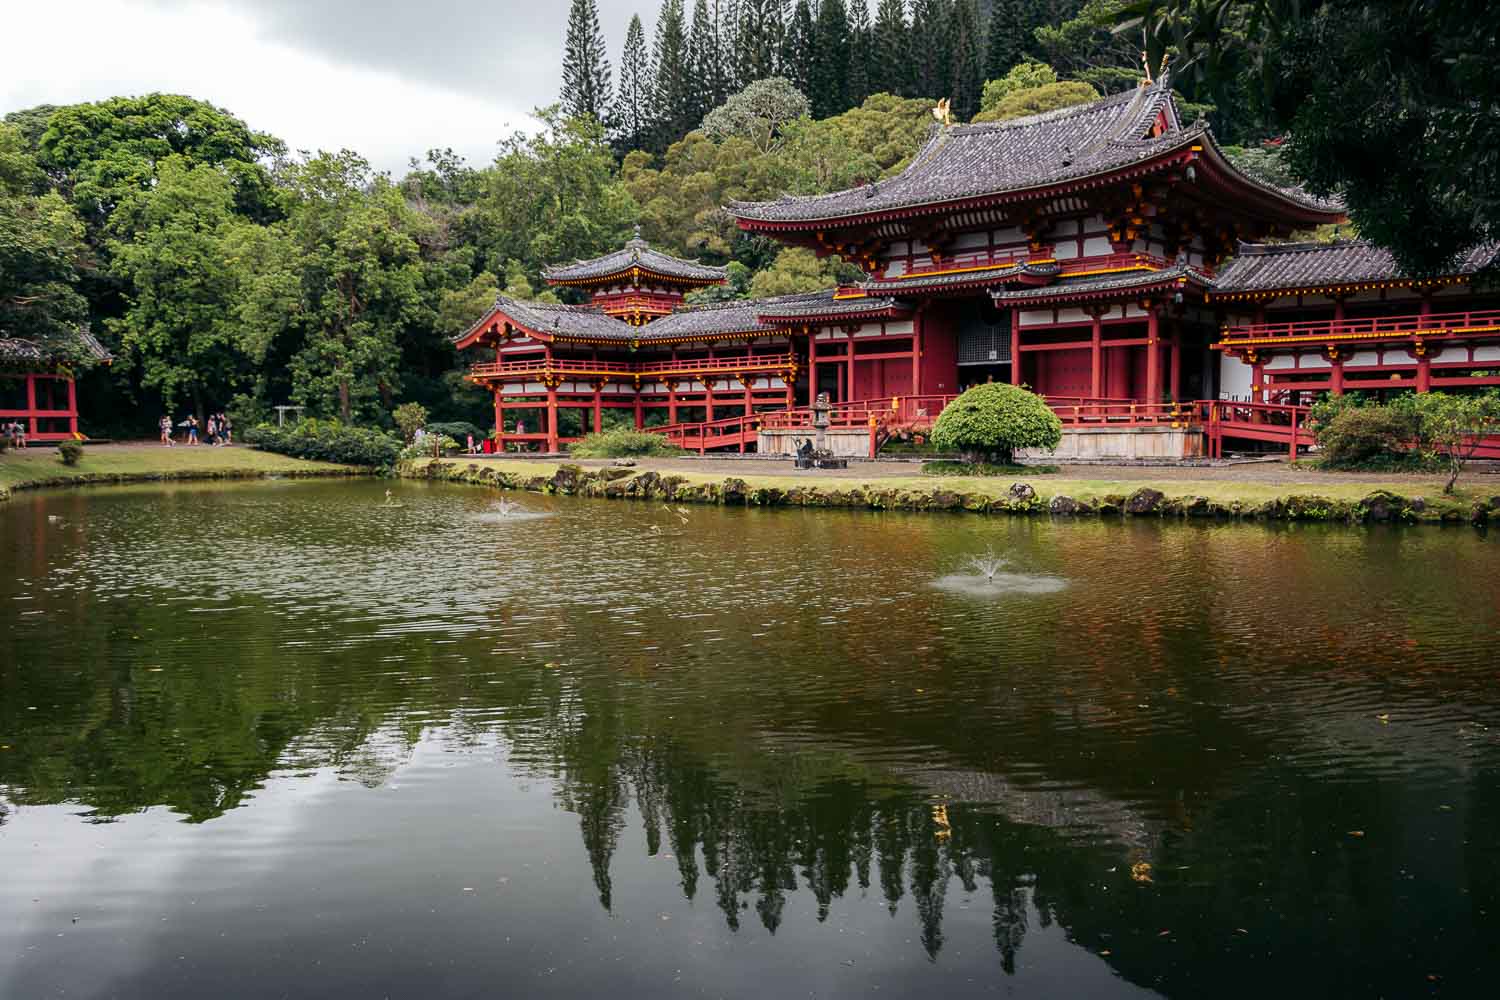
[
  {"left": 0, "top": 467, "right": 370, "bottom": 502},
  {"left": 402, "top": 460, "right": 1500, "bottom": 526}
]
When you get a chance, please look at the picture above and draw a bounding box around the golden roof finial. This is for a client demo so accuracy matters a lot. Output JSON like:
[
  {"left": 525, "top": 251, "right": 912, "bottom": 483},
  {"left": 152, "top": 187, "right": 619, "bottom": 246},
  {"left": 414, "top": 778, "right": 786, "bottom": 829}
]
[
  {"left": 1141, "top": 50, "right": 1153, "bottom": 86},
  {"left": 931, "top": 98, "right": 953, "bottom": 127}
]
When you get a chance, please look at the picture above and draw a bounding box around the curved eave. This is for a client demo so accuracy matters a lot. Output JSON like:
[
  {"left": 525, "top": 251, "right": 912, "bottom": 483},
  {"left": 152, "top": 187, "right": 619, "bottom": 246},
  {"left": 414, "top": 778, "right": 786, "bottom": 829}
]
[
  {"left": 452, "top": 305, "right": 559, "bottom": 350},
  {"left": 545, "top": 267, "right": 727, "bottom": 290},
  {"left": 755, "top": 304, "right": 913, "bottom": 325},
  {"left": 1189, "top": 139, "right": 1344, "bottom": 228},
  {"left": 992, "top": 273, "right": 1211, "bottom": 308},
  {"left": 1207, "top": 274, "right": 1471, "bottom": 304}
]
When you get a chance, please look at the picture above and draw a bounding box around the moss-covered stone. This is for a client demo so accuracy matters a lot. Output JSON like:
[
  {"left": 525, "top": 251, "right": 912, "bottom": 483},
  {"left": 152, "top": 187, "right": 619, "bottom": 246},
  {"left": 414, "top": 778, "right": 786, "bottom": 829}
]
[
  {"left": 1124, "top": 488, "right": 1165, "bottom": 515},
  {"left": 1048, "top": 495, "right": 1094, "bottom": 516}
]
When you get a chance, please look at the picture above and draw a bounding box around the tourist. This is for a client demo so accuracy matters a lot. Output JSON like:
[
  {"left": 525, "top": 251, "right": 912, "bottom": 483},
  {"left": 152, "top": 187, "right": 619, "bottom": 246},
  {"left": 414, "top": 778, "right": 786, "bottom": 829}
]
[
  {"left": 221, "top": 413, "right": 233, "bottom": 445},
  {"left": 206, "top": 414, "right": 217, "bottom": 445},
  {"left": 159, "top": 415, "right": 174, "bottom": 446},
  {"left": 186, "top": 414, "right": 199, "bottom": 445},
  {"left": 12, "top": 420, "right": 27, "bottom": 448},
  {"left": 466, "top": 432, "right": 477, "bottom": 455}
]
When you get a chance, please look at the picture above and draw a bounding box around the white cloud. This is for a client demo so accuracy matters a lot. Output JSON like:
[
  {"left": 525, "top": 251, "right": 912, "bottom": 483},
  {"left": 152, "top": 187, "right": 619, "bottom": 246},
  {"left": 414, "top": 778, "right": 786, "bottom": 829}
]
[{"left": 1, "top": 0, "right": 554, "bottom": 174}]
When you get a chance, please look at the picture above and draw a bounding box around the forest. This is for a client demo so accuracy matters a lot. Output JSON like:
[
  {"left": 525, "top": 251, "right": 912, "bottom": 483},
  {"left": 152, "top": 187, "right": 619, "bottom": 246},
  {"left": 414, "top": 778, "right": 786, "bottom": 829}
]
[{"left": 1, "top": 0, "right": 1492, "bottom": 435}]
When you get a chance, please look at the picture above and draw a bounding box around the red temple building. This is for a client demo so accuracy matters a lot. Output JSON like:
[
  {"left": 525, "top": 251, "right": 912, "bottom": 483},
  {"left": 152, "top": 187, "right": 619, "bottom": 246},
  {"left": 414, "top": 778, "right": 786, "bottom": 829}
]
[
  {"left": 456, "top": 76, "right": 1499, "bottom": 459},
  {"left": 0, "top": 329, "right": 111, "bottom": 443}
]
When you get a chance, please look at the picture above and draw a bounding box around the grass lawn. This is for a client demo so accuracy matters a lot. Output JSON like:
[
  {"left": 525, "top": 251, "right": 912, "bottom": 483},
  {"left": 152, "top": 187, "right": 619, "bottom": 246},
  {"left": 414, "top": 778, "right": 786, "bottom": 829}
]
[
  {"left": 0, "top": 443, "right": 357, "bottom": 494},
  {"left": 432, "top": 458, "right": 1490, "bottom": 506}
]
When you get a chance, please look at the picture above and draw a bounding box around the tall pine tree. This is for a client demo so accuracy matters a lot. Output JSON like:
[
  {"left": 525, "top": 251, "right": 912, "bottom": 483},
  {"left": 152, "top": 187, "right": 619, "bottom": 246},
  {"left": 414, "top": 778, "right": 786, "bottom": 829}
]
[
  {"left": 909, "top": 0, "right": 952, "bottom": 101},
  {"left": 780, "top": 1, "right": 815, "bottom": 98},
  {"left": 985, "top": 0, "right": 1024, "bottom": 82},
  {"left": 614, "top": 14, "right": 655, "bottom": 153},
  {"left": 872, "top": 0, "right": 911, "bottom": 97},
  {"left": 949, "top": 0, "right": 984, "bottom": 120},
  {"left": 686, "top": 0, "right": 725, "bottom": 126},
  {"left": 651, "top": 0, "right": 693, "bottom": 149},
  {"left": 735, "top": 0, "right": 786, "bottom": 85},
  {"left": 810, "top": 0, "right": 852, "bottom": 118},
  {"left": 848, "top": 0, "right": 874, "bottom": 107},
  {"left": 561, "top": 0, "right": 613, "bottom": 124}
]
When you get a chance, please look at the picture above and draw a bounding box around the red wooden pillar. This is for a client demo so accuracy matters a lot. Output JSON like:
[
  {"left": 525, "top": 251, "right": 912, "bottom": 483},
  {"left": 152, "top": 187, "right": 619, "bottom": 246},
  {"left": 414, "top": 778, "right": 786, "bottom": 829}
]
[
  {"left": 1416, "top": 353, "right": 1432, "bottom": 393},
  {"left": 1145, "top": 309, "right": 1162, "bottom": 403},
  {"left": 1251, "top": 360, "right": 1265, "bottom": 404},
  {"left": 633, "top": 393, "right": 644, "bottom": 429},
  {"left": 911, "top": 310, "right": 923, "bottom": 395},
  {"left": 808, "top": 337, "right": 819, "bottom": 404},
  {"left": 743, "top": 382, "right": 752, "bottom": 419},
  {"left": 667, "top": 381, "right": 678, "bottom": 424},
  {"left": 545, "top": 386, "right": 559, "bottom": 452},
  {"left": 592, "top": 384, "right": 603, "bottom": 433},
  {"left": 66, "top": 377, "right": 78, "bottom": 437},
  {"left": 1089, "top": 312, "right": 1103, "bottom": 398},
  {"left": 846, "top": 335, "right": 856, "bottom": 403},
  {"left": 1169, "top": 325, "right": 1182, "bottom": 403},
  {"left": 493, "top": 390, "right": 505, "bottom": 451},
  {"left": 1010, "top": 311, "right": 1022, "bottom": 386},
  {"left": 1329, "top": 353, "right": 1345, "bottom": 396},
  {"left": 705, "top": 379, "right": 715, "bottom": 422},
  {"left": 25, "top": 374, "right": 37, "bottom": 437}
]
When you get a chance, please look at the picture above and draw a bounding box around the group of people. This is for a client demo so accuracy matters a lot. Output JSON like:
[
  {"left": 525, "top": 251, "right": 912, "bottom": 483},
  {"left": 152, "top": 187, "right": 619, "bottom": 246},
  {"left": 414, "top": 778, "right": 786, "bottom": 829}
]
[
  {"left": 159, "top": 412, "right": 232, "bottom": 447},
  {"left": 3, "top": 419, "right": 27, "bottom": 448}
]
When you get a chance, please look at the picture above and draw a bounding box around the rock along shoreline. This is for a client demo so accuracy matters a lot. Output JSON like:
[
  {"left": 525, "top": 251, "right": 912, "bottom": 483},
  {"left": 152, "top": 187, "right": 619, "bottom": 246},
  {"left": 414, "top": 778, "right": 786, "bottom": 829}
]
[
  {"left": 402, "top": 459, "right": 1500, "bottom": 527},
  {"left": 0, "top": 466, "right": 370, "bottom": 502}
]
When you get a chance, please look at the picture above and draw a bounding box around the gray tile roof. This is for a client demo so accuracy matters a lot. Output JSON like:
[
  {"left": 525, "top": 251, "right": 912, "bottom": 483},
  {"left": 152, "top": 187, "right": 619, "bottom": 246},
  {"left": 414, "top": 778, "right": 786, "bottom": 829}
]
[
  {"left": 544, "top": 234, "right": 727, "bottom": 285},
  {"left": 989, "top": 264, "right": 1213, "bottom": 304},
  {"left": 464, "top": 297, "right": 635, "bottom": 342},
  {"left": 1212, "top": 240, "right": 1500, "bottom": 295},
  {"left": 730, "top": 76, "right": 1335, "bottom": 227},
  {"left": 0, "top": 328, "right": 112, "bottom": 367},
  {"left": 865, "top": 262, "right": 1054, "bottom": 295},
  {"left": 458, "top": 291, "right": 896, "bottom": 345},
  {"left": 750, "top": 289, "right": 909, "bottom": 322}
]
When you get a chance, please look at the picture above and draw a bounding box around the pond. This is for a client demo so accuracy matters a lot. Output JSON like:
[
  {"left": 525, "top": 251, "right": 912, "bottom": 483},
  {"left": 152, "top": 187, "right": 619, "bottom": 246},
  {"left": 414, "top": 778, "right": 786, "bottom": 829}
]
[{"left": 2, "top": 479, "right": 1498, "bottom": 998}]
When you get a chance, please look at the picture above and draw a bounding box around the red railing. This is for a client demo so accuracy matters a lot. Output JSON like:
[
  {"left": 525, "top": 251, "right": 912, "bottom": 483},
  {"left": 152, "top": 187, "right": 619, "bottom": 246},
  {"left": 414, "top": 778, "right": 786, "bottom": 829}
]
[
  {"left": 1219, "top": 308, "right": 1500, "bottom": 345},
  {"left": 656, "top": 413, "right": 763, "bottom": 454},
  {"left": 467, "top": 351, "right": 797, "bottom": 382},
  {"left": 1200, "top": 400, "right": 1313, "bottom": 460}
]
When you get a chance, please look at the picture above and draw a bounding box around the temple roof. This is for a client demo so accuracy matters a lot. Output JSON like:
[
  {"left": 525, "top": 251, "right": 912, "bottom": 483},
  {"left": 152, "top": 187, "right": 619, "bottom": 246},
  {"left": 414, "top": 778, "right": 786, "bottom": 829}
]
[
  {"left": 543, "top": 233, "right": 727, "bottom": 286},
  {"left": 989, "top": 263, "right": 1214, "bottom": 305},
  {"left": 730, "top": 76, "right": 1337, "bottom": 229},
  {"left": 1212, "top": 239, "right": 1500, "bottom": 297},
  {"left": 0, "top": 328, "right": 112, "bottom": 367},
  {"left": 455, "top": 290, "right": 907, "bottom": 346}
]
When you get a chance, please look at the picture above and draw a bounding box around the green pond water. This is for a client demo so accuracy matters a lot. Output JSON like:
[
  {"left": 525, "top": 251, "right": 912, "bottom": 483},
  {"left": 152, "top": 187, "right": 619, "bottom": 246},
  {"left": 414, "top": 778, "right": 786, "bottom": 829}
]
[{"left": 2, "top": 479, "right": 1498, "bottom": 998}]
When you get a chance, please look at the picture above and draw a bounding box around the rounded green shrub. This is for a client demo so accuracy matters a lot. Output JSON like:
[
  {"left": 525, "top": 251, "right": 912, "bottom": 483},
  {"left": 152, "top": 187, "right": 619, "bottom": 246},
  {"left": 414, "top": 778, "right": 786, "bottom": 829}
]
[
  {"left": 57, "top": 440, "right": 84, "bottom": 466},
  {"left": 1315, "top": 405, "right": 1422, "bottom": 468},
  {"left": 930, "top": 384, "right": 1063, "bottom": 465},
  {"left": 568, "top": 428, "right": 684, "bottom": 458}
]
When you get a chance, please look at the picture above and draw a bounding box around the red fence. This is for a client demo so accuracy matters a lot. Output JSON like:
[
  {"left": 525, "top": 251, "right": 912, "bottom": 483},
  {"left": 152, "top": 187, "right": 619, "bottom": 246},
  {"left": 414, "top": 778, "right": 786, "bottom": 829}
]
[
  {"left": 1219, "top": 308, "right": 1500, "bottom": 345},
  {"left": 468, "top": 352, "right": 797, "bottom": 382}
]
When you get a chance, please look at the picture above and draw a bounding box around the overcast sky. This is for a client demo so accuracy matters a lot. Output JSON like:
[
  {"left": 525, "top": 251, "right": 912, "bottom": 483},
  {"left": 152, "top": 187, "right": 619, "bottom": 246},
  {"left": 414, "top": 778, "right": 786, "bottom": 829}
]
[{"left": 4, "top": 0, "right": 647, "bottom": 174}]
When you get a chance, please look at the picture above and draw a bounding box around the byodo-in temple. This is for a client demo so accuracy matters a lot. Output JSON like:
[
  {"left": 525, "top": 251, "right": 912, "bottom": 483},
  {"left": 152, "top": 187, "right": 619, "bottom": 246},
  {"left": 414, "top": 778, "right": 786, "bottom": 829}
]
[
  {"left": 455, "top": 75, "right": 1500, "bottom": 460},
  {"left": 0, "top": 329, "right": 111, "bottom": 443}
]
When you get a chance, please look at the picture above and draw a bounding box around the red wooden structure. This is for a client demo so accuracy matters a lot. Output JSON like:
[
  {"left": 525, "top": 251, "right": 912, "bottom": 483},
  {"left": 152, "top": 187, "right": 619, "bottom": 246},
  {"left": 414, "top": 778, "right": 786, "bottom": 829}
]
[
  {"left": 453, "top": 78, "right": 1500, "bottom": 459},
  {"left": 1, "top": 331, "right": 111, "bottom": 443}
]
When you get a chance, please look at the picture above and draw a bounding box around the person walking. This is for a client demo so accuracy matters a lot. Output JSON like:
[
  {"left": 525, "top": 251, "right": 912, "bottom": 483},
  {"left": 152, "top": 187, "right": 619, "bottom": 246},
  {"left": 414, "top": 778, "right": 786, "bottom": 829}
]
[
  {"left": 186, "top": 414, "right": 199, "bottom": 445},
  {"left": 160, "top": 414, "right": 174, "bottom": 446},
  {"left": 221, "top": 413, "right": 233, "bottom": 445}
]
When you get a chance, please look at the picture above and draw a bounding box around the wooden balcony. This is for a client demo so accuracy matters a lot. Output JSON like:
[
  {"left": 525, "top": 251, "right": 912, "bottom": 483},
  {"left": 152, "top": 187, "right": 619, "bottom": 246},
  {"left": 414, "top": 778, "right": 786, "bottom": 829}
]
[
  {"left": 466, "top": 352, "right": 798, "bottom": 384},
  {"left": 1217, "top": 308, "right": 1500, "bottom": 349}
]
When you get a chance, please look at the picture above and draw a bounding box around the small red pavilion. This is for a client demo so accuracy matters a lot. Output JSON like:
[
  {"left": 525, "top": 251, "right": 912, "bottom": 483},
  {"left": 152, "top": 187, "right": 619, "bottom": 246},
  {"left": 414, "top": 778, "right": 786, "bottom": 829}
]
[{"left": 0, "top": 329, "right": 111, "bottom": 443}]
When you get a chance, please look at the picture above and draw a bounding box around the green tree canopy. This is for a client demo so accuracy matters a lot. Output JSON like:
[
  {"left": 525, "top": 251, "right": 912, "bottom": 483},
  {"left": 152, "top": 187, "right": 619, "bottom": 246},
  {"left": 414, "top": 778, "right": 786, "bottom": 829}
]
[{"left": 930, "top": 382, "right": 1064, "bottom": 463}]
